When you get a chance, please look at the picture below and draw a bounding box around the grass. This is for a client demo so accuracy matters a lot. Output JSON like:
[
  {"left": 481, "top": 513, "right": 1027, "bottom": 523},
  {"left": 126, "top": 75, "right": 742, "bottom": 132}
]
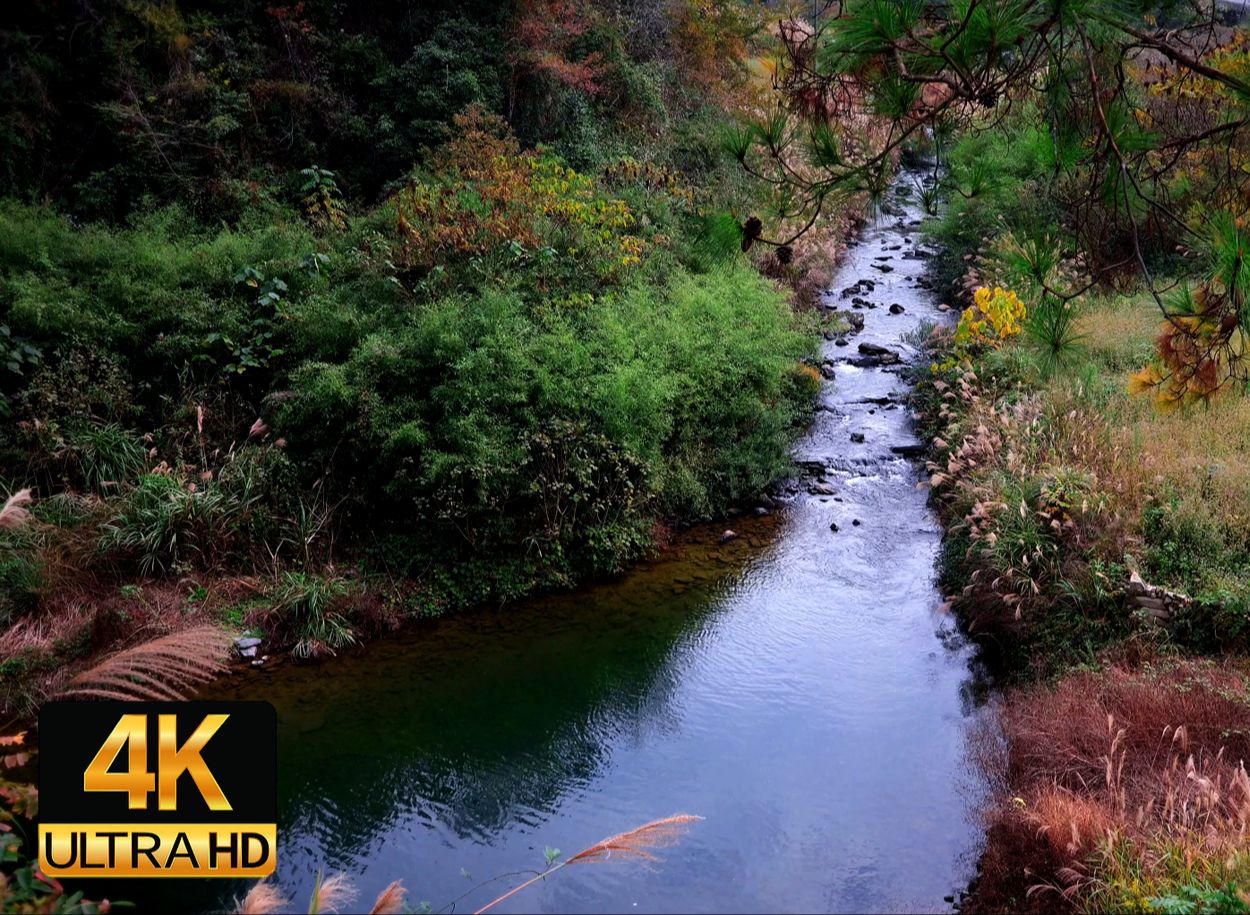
[
  {"left": 921, "top": 282, "right": 1250, "bottom": 665},
  {"left": 970, "top": 660, "right": 1250, "bottom": 914},
  {"left": 56, "top": 624, "right": 231, "bottom": 702},
  {"left": 929, "top": 237, "right": 1250, "bottom": 914}
]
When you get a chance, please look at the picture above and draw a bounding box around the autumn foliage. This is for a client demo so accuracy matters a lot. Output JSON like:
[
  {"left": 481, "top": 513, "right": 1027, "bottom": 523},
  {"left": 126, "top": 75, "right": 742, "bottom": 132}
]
[{"left": 396, "top": 106, "right": 645, "bottom": 273}]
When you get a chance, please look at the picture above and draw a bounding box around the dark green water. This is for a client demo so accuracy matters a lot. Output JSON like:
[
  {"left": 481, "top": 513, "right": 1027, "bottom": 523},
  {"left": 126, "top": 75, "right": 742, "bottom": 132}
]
[{"left": 135, "top": 172, "right": 986, "bottom": 913}]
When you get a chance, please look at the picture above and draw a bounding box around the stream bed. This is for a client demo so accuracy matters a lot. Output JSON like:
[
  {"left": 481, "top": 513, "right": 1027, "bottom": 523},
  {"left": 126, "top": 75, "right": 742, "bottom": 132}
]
[{"left": 155, "top": 169, "right": 987, "bottom": 913}]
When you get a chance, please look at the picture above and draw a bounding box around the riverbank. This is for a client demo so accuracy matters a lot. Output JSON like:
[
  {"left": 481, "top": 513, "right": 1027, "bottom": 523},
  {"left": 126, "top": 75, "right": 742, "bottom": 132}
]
[
  {"left": 913, "top": 269, "right": 1250, "bottom": 910},
  {"left": 107, "top": 167, "right": 987, "bottom": 915},
  {"left": 0, "top": 190, "right": 875, "bottom": 725}
]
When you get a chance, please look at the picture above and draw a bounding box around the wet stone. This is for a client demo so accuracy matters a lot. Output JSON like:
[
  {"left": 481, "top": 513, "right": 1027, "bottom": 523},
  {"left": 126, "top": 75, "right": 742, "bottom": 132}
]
[
  {"left": 235, "top": 636, "right": 262, "bottom": 659},
  {"left": 858, "top": 342, "right": 896, "bottom": 357}
]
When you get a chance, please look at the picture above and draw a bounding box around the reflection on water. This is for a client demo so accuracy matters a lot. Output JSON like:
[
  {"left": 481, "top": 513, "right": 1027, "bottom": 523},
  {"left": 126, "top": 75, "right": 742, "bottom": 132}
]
[{"left": 131, "top": 172, "right": 986, "bottom": 914}]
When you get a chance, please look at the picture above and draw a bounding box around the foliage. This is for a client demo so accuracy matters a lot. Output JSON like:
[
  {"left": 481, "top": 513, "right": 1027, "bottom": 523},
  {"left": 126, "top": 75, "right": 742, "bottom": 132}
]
[
  {"left": 734, "top": 0, "right": 1250, "bottom": 400},
  {"left": 955, "top": 286, "right": 1027, "bottom": 349},
  {"left": 0, "top": 0, "right": 823, "bottom": 723},
  {"left": 300, "top": 166, "right": 348, "bottom": 232},
  {"left": 1149, "top": 883, "right": 1250, "bottom": 915},
  {"left": 0, "top": 733, "right": 117, "bottom": 913},
  {"left": 396, "top": 107, "right": 646, "bottom": 281},
  {"left": 279, "top": 261, "right": 810, "bottom": 603},
  {"left": 1130, "top": 215, "right": 1250, "bottom": 408},
  {"left": 97, "top": 473, "right": 251, "bottom": 575}
]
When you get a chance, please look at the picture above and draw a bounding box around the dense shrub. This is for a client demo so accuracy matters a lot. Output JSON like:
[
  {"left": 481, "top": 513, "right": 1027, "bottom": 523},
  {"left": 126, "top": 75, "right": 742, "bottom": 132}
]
[
  {"left": 279, "top": 261, "right": 810, "bottom": 598},
  {"left": 0, "top": 0, "right": 826, "bottom": 678}
]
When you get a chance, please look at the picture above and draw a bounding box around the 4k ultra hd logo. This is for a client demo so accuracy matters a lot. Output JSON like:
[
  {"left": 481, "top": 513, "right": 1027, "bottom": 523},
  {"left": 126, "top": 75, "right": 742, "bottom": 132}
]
[{"left": 38, "top": 701, "right": 277, "bottom": 878}]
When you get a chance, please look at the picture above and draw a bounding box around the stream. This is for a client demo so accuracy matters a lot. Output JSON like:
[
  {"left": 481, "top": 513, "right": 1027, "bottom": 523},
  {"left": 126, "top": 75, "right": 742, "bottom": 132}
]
[{"left": 150, "top": 168, "right": 988, "bottom": 913}]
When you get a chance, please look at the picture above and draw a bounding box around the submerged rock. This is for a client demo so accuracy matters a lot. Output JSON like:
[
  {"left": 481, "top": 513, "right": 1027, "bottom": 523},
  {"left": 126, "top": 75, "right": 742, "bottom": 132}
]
[{"left": 720, "top": 529, "right": 738, "bottom": 544}]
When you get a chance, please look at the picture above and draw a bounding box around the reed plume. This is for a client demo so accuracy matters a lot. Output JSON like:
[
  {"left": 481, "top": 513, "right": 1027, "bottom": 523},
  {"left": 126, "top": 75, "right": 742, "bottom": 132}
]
[
  {"left": 307, "top": 871, "right": 356, "bottom": 914},
  {"left": 473, "top": 814, "right": 702, "bottom": 914},
  {"left": 0, "top": 488, "right": 32, "bottom": 529},
  {"left": 236, "top": 881, "right": 289, "bottom": 914},
  {"left": 57, "top": 624, "right": 231, "bottom": 701},
  {"left": 368, "top": 880, "right": 407, "bottom": 914}
]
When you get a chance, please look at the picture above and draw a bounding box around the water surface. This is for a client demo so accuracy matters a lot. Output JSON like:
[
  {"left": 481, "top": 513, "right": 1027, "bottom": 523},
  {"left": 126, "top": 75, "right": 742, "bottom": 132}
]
[{"left": 157, "top": 171, "right": 985, "bottom": 913}]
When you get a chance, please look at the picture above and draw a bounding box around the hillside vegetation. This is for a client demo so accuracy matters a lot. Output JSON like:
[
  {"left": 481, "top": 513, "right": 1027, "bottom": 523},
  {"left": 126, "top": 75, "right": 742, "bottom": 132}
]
[{"left": 0, "top": 1, "right": 853, "bottom": 717}]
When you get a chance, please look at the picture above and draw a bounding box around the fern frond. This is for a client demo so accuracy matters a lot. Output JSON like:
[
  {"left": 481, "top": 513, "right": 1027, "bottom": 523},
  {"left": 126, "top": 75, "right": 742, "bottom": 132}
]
[{"left": 58, "top": 625, "right": 232, "bottom": 702}]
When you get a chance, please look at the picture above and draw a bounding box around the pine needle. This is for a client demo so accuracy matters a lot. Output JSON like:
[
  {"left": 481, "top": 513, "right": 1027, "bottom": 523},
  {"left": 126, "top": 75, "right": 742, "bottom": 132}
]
[{"left": 57, "top": 625, "right": 231, "bottom": 701}]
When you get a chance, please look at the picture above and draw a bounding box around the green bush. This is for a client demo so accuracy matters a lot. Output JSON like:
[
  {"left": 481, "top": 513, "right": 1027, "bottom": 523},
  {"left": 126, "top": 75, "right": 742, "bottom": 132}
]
[
  {"left": 279, "top": 261, "right": 810, "bottom": 600},
  {"left": 60, "top": 421, "right": 146, "bottom": 491}
]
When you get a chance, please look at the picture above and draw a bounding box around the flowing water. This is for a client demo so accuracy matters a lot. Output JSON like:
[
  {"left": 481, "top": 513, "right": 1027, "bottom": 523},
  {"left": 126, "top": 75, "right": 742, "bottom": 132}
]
[{"left": 149, "top": 169, "right": 987, "bottom": 913}]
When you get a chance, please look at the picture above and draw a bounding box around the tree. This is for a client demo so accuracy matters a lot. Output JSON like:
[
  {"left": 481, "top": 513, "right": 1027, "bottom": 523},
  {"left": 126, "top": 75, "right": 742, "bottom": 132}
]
[{"left": 730, "top": 0, "right": 1250, "bottom": 401}]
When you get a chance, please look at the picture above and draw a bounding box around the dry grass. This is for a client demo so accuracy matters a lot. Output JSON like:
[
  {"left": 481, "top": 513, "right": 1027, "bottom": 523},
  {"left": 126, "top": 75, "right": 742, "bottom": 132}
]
[
  {"left": 236, "top": 881, "right": 288, "bottom": 915},
  {"left": 1073, "top": 290, "right": 1250, "bottom": 517},
  {"left": 229, "top": 817, "right": 700, "bottom": 915},
  {"left": 970, "top": 659, "right": 1250, "bottom": 913},
  {"left": 236, "top": 876, "right": 406, "bottom": 915},
  {"left": 56, "top": 624, "right": 231, "bottom": 702},
  {"left": 367, "top": 881, "right": 407, "bottom": 915},
  {"left": 474, "top": 814, "right": 703, "bottom": 914},
  {"left": 1075, "top": 295, "right": 1159, "bottom": 370}
]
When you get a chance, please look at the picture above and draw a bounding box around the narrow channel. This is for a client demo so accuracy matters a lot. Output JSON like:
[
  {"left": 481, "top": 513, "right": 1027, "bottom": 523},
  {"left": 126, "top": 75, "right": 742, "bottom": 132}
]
[{"left": 183, "top": 167, "right": 986, "bottom": 913}]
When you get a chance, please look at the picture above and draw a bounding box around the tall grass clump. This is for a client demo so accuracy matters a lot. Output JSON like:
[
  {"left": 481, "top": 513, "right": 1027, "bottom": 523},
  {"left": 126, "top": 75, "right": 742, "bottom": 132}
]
[
  {"left": 971, "top": 661, "right": 1250, "bottom": 914},
  {"left": 264, "top": 572, "right": 353, "bottom": 659}
]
